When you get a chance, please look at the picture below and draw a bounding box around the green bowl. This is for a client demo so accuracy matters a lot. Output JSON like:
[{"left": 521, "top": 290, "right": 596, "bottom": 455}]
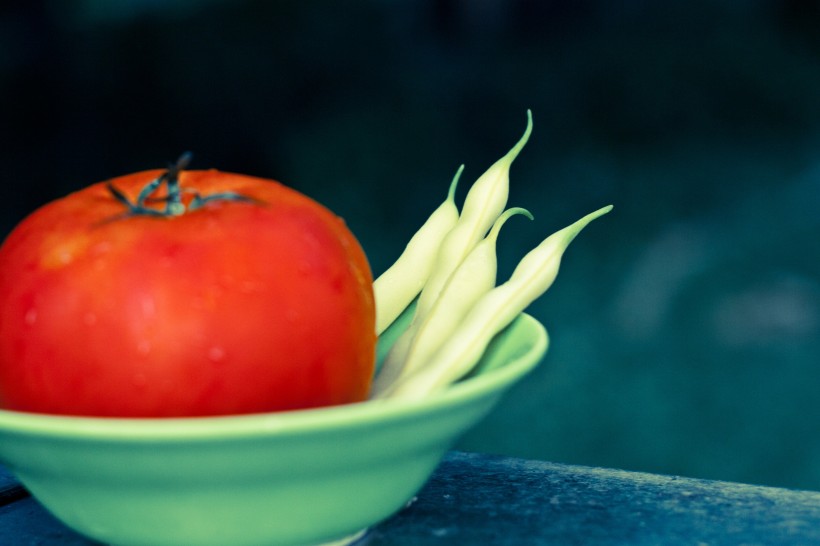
[{"left": 0, "top": 314, "right": 547, "bottom": 546}]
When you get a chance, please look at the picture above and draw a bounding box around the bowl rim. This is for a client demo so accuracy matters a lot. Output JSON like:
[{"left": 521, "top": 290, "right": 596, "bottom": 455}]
[{"left": 0, "top": 314, "right": 547, "bottom": 442}]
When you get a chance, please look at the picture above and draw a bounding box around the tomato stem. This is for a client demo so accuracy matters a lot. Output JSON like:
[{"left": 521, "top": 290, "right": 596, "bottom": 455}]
[
  {"left": 163, "top": 152, "right": 191, "bottom": 216},
  {"left": 106, "top": 153, "right": 256, "bottom": 218}
]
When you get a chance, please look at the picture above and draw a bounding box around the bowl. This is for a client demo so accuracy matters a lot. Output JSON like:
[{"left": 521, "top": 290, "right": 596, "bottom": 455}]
[{"left": 0, "top": 313, "right": 547, "bottom": 546}]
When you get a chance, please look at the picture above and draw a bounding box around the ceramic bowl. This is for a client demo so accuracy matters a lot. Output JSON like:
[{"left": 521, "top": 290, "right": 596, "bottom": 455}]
[{"left": 0, "top": 313, "right": 547, "bottom": 546}]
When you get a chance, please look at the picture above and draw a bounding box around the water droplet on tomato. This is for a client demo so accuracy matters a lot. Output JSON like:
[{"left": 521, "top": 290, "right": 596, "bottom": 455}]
[
  {"left": 239, "top": 280, "right": 263, "bottom": 294},
  {"left": 297, "top": 261, "right": 312, "bottom": 276},
  {"left": 207, "top": 346, "right": 225, "bottom": 363},
  {"left": 137, "top": 340, "right": 151, "bottom": 355},
  {"left": 133, "top": 373, "right": 148, "bottom": 388},
  {"left": 140, "top": 297, "right": 156, "bottom": 318},
  {"left": 24, "top": 309, "right": 37, "bottom": 325},
  {"left": 91, "top": 241, "right": 112, "bottom": 255}
]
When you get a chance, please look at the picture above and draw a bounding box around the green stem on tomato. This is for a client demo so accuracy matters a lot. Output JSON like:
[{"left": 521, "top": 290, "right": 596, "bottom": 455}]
[{"left": 106, "top": 152, "right": 256, "bottom": 218}]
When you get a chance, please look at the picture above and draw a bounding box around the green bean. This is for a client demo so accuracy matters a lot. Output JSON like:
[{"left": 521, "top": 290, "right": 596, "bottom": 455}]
[
  {"left": 371, "top": 207, "right": 532, "bottom": 398},
  {"left": 373, "top": 166, "right": 462, "bottom": 335},
  {"left": 381, "top": 204, "right": 613, "bottom": 399},
  {"left": 413, "top": 110, "right": 533, "bottom": 322}
]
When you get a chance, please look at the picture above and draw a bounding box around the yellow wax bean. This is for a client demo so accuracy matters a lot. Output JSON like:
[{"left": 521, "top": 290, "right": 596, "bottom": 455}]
[
  {"left": 371, "top": 112, "right": 533, "bottom": 394},
  {"left": 414, "top": 110, "right": 533, "bottom": 321},
  {"left": 371, "top": 207, "right": 531, "bottom": 398},
  {"left": 383, "top": 205, "right": 613, "bottom": 399},
  {"left": 372, "top": 166, "right": 462, "bottom": 335}
]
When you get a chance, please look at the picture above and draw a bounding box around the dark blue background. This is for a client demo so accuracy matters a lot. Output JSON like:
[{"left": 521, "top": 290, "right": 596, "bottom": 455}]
[{"left": 2, "top": 0, "right": 819, "bottom": 490}]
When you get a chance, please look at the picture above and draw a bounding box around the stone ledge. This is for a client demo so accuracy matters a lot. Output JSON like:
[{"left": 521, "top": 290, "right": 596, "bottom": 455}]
[{"left": 2, "top": 451, "right": 819, "bottom": 545}]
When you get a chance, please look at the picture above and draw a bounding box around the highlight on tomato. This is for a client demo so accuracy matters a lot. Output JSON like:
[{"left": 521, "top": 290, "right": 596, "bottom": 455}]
[{"left": 0, "top": 154, "right": 376, "bottom": 417}]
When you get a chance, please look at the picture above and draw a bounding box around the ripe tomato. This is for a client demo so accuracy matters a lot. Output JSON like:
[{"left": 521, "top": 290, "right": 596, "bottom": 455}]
[{"left": 0, "top": 161, "right": 376, "bottom": 417}]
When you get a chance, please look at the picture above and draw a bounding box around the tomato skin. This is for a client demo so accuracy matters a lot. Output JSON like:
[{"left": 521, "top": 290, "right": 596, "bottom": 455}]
[{"left": 0, "top": 169, "right": 376, "bottom": 417}]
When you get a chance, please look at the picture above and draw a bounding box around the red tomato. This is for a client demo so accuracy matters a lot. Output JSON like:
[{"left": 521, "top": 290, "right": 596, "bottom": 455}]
[{"left": 0, "top": 163, "right": 376, "bottom": 417}]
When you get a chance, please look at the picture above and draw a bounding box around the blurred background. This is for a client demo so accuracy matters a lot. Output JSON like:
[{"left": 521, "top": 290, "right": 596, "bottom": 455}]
[{"left": 1, "top": 0, "right": 818, "bottom": 490}]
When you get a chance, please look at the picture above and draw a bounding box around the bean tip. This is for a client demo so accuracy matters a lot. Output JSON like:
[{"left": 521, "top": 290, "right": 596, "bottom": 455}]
[
  {"left": 448, "top": 165, "right": 465, "bottom": 201},
  {"left": 503, "top": 110, "right": 534, "bottom": 162},
  {"left": 503, "top": 206, "right": 534, "bottom": 222},
  {"left": 489, "top": 207, "right": 533, "bottom": 240}
]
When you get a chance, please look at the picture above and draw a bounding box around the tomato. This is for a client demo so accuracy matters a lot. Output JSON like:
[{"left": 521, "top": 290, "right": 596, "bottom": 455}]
[{"left": 0, "top": 160, "right": 376, "bottom": 417}]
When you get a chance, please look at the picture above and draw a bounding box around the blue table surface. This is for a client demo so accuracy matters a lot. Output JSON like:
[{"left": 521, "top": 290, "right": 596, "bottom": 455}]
[{"left": 2, "top": 451, "right": 820, "bottom": 545}]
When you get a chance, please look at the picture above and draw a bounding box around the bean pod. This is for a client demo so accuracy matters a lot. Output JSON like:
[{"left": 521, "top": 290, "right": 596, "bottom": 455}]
[
  {"left": 414, "top": 110, "right": 533, "bottom": 321},
  {"left": 372, "top": 166, "right": 462, "bottom": 335},
  {"left": 381, "top": 205, "right": 613, "bottom": 399},
  {"left": 371, "top": 207, "right": 532, "bottom": 397}
]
